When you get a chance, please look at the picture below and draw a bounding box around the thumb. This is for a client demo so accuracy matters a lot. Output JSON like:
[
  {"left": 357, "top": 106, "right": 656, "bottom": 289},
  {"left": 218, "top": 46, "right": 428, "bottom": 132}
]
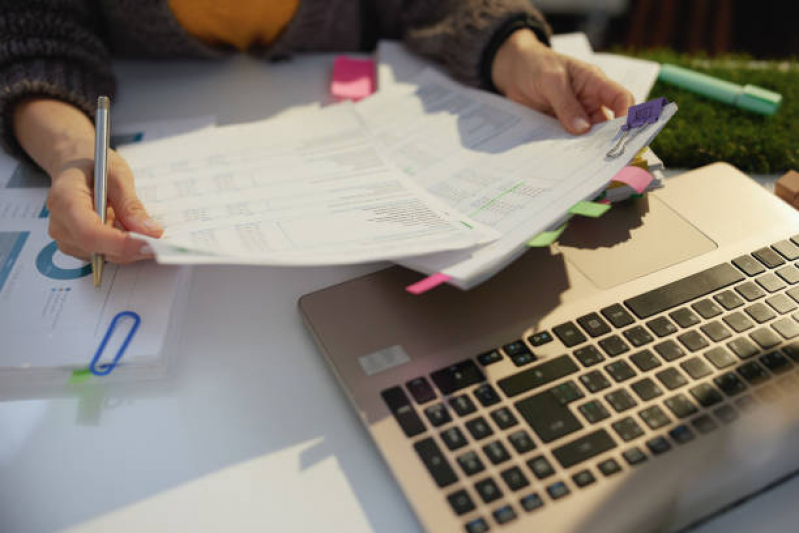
[
  {"left": 106, "top": 155, "right": 163, "bottom": 237},
  {"left": 541, "top": 75, "right": 591, "bottom": 134}
]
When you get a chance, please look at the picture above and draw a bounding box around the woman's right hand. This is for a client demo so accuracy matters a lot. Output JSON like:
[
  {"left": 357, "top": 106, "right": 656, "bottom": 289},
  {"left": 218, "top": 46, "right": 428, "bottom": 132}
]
[{"left": 13, "top": 98, "right": 163, "bottom": 263}]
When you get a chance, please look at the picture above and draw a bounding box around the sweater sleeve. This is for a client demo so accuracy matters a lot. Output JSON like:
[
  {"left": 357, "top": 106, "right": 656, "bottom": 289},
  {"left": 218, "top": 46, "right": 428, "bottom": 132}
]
[
  {"left": 0, "top": 0, "right": 116, "bottom": 159},
  {"left": 400, "top": 0, "right": 551, "bottom": 89}
]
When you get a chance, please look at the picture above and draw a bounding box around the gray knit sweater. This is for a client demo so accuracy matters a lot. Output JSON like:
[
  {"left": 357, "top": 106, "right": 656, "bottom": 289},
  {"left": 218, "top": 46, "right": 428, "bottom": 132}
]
[{"left": 0, "top": 0, "right": 550, "bottom": 159}]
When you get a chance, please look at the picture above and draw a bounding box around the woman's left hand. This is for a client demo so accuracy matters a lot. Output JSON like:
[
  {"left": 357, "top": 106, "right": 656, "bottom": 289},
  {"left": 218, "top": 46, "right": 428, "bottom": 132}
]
[{"left": 491, "top": 28, "right": 635, "bottom": 135}]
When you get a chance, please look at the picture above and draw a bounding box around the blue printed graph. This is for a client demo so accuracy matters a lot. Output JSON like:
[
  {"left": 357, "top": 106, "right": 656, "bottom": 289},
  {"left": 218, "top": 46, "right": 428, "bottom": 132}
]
[{"left": 36, "top": 241, "right": 92, "bottom": 280}]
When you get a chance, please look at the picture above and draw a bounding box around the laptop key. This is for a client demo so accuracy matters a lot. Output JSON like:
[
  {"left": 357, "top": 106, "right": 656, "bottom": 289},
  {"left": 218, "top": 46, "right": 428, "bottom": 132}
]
[
  {"left": 654, "top": 339, "right": 686, "bottom": 362},
  {"left": 677, "top": 330, "right": 709, "bottom": 352},
  {"left": 646, "top": 436, "right": 672, "bottom": 455},
  {"left": 465, "top": 417, "right": 494, "bottom": 440},
  {"left": 693, "top": 298, "right": 724, "bottom": 319},
  {"left": 716, "top": 290, "right": 745, "bottom": 310},
  {"left": 733, "top": 255, "right": 766, "bottom": 276},
  {"left": 493, "top": 505, "right": 517, "bottom": 524},
  {"left": 503, "top": 340, "right": 537, "bottom": 367},
  {"left": 431, "top": 360, "right": 485, "bottom": 395},
  {"left": 483, "top": 440, "right": 511, "bottom": 465},
  {"left": 598, "top": 458, "right": 622, "bottom": 476},
  {"left": 572, "top": 469, "right": 596, "bottom": 488},
  {"left": 612, "top": 416, "right": 645, "bottom": 441},
  {"left": 449, "top": 394, "right": 477, "bottom": 417},
  {"left": 728, "top": 337, "right": 760, "bottom": 359},
  {"left": 724, "top": 311, "right": 755, "bottom": 333},
  {"left": 553, "top": 321, "right": 588, "bottom": 347},
  {"left": 551, "top": 380, "right": 585, "bottom": 404},
  {"left": 639, "top": 405, "right": 670, "bottom": 429},
  {"left": 631, "top": 377, "right": 664, "bottom": 401},
  {"left": 441, "top": 427, "right": 468, "bottom": 450},
  {"left": 690, "top": 383, "right": 723, "bottom": 407},
  {"left": 447, "top": 489, "right": 475, "bottom": 516},
  {"left": 516, "top": 390, "right": 583, "bottom": 443},
  {"left": 574, "top": 345, "right": 605, "bottom": 367},
  {"left": 578, "top": 400, "right": 611, "bottom": 423},
  {"left": 477, "top": 349, "right": 503, "bottom": 366},
  {"left": 767, "top": 294, "right": 797, "bottom": 314},
  {"left": 737, "top": 361, "right": 770, "bottom": 384},
  {"left": 630, "top": 349, "right": 662, "bottom": 371},
  {"left": 705, "top": 346, "right": 737, "bottom": 369},
  {"left": 773, "top": 317, "right": 799, "bottom": 339},
  {"left": 424, "top": 403, "right": 452, "bottom": 427},
  {"left": 753, "top": 247, "right": 786, "bottom": 268},
  {"left": 528, "top": 331, "right": 554, "bottom": 346},
  {"left": 625, "top": 263, "right": 744, "bottom": 319},
  {"left": 736, "top": 281, "right": 765, "bottom": 301},
  {"left": 406, "top": 377, "right": 437, "bottom": 404},
  {"left": 701, "top": 320, "right": 732, "bottom": 342},
  {"left": 520, "top": 493, "right": 545, "bottom": 512},
  {"left": 669, "top": 424, "right": 695, "bottom": 444},
  {"left": 757, "top": 273, "right": 787, "bottom": 293},
  {"left": 474, "top": 477, "right": 503, "bottom": 504},
  {"left": 759, "top": 351, "right": 791, "bottom": 374},
  {"left": 457, "top": 451, "right": 486, "bottom": 476},
  {"left": 784, "top": 342, "right": 799, "bottom": 362},
  {"left": 647, "top": 316, "right": 678, "bottom": 337},
  {"left": 527, "top": 456, "right": 555, "bottom": 479},
  {"left": 681, "top": 357, "right": 713, "bottom": 379},
  {"left": 750, "top": 327, "right": 782, "bottom": 348},
  {"left": 473, "top": 383, "right": 501, "bottom": 407},
  {"left": 465, "top": 517, "right": 490, "bottom": 533},
  {"left": 490, "top": 407, "right": 518, "bottom": 429},
  {"left": 665, "top": 393, "right": 699, "bottom": 418},
  {"left": 623, "top": 447, "right": 647, "bottom": 465},
  {"left": 692, "top": 414, "right": 719, "bottom": 433},
  {"left": 788, "top": 286, "right": 799, "bottom": 303},
  {"left": 623, "top": 326, "right": 654, "bottom": 347},
  {"left": 714, "top": 404, "right": 739, "bottom": 423},
  {"left": 497, "top": 354, "right": 579, "bottom": 398},
  {"left": 605, "top": 389, "right": 638, "bottom": 412},
  {"left": 577, "top": 312, "right": 611, "bottom": 338},
  {"left": 553, "top": 428, "right": 617, "bottom": 468},
  {"left": 670, "top": 308, "right": 701, "bottom": 328},
  {"left": 605, "top": 360, "right": 637, "bottom": 382},
  {"left": 776, "top": 265, "right": 799, "bottom": 285},
  {"left": 546, "top": 481, "right": 570, "bottom": 500},
  {"left": 774, "top": 240, "right": 799, "bottom": 260},
  {"left": 414, "top": 438, "right": 457, "bottom": 487},
  {"left": 501, "top": 466, "right": 530, "bottom": 491},
  {"left": 601, "top": 303, "right": 635, "bottom": 328},
  {"left": 381, "top": 386, "right": 426, "bottom": 437},
  {"left": 580, "top": 370, "right": 612, "bottom": 393},
  {"left": 714, "top": 372, "right": 747, "bottom": 396},
  {"left": 656, "top": 367, "right": 688, "bottom": 390},
  {"left": 599, "top": 335, "right": 630, "bottom": 357},
  {"left": 508, "top": 429, "right": 536, "bottom": 454}
]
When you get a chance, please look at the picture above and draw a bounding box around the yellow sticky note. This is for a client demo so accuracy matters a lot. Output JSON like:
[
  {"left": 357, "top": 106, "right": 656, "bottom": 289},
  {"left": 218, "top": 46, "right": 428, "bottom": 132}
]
[{"left": 527, "top": 223, "right": 568, "bottom": 247}]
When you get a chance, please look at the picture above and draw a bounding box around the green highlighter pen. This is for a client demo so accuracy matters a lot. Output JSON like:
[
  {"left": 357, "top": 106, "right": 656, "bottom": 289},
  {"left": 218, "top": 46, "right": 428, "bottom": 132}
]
[{"left": 658, "top": 63, "right": 781, "bottom": 116}]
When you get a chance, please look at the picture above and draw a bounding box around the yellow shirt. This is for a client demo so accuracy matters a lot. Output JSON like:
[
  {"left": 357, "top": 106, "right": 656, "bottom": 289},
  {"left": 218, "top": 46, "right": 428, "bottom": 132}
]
[{"left": 168, "top": 0, "right": 300, "bottom": 51}]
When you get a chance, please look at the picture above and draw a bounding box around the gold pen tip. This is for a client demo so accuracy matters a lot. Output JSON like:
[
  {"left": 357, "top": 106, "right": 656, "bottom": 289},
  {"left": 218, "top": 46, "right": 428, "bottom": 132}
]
[{"left": 92, "top": 256, "right": 104, "bottom": 288}]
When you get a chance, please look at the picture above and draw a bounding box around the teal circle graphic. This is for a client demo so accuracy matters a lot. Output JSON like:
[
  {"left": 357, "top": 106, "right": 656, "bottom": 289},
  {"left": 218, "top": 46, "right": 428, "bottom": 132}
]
[{"left": 36, "top": 241, "right": 92, "bottom": 280}]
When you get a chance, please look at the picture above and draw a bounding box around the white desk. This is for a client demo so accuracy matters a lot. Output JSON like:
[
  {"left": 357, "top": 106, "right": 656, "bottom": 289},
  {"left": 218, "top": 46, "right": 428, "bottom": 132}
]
[{"left": 1, "top": 54, "right": 797, "bottom": 533}]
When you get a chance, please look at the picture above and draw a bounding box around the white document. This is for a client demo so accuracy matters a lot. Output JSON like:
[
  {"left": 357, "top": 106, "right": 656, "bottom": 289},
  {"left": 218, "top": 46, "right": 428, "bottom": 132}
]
[
  {"left": 122, "top": 103, "right": 495, "bottom": 266},
  {"left": 0, "top": 117, "right": 211, "bottom": 369},
  {"left": 593, "top": 53, "right": 660, "bottom": 104},
  {"left": 357, "top": 69, "right": 676, "bottom": 288}
]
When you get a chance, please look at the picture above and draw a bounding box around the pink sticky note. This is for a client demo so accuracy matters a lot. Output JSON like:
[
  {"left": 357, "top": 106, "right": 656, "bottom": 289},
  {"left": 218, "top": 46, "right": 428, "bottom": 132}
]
[
  {"left": 330, "top": 56, "right": 376, "bottom": 101},
  {"left": 611, "top": 166, "right": 653, "bottom": 194},
  {"left": 598, "top": 199, "right": 612, "bottom": 205},
  {"left": 406, "top": 272, "right": 451, "bottom": 295}
]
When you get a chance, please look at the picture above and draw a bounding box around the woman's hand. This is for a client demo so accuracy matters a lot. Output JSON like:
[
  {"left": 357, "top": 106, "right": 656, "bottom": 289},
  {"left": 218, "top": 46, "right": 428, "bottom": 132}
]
[
  {"left": 13, "top": 98, "right": 162, "bottom": 262},
  {"left": 491, "top": 29, "right": 634, "bottom": 134}
]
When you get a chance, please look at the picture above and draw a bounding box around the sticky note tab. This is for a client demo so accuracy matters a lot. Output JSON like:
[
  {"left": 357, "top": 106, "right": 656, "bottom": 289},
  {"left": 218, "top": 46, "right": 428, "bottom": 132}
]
[
  {"left": 527, "top": 223, "right": 567, "bottom": 247},
  {"left": 569, "top": 200, "right": 611, "bottom": 218},
  {"left": 406, "top": 272, "right": 451, "bottom": 294},
  {"left": 598, "top": 199, "right": 612, "bottom": 205},
  {"left": 330, "top": 56, "right": 376, "bottom": 101},
  {"left": 611, "top": 166, "right": 654, "bottom": 194},
  {"left": 624, "top": 97, "right": 667, "bottom": 130},
  {"left": 69, "top": 368, "right": 92, "bottom": 384}
]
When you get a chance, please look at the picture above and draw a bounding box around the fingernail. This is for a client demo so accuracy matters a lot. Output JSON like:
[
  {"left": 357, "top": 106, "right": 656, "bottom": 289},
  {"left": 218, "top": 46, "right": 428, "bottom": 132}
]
[
  {"left": 573, "top": 117, "right": 590, "bottom": 132},
  {"left": 140, "top": 244, "right": 154, "bottom": 256}
]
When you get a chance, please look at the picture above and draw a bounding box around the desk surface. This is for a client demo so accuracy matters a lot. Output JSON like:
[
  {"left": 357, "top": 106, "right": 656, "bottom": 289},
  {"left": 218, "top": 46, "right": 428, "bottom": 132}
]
[{"left": 1, "top": 53, "right": 797, "bottom": 533}]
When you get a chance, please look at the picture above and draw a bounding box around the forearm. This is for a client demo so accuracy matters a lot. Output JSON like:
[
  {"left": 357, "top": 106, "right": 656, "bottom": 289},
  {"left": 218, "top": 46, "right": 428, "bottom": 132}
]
[{"left": 12, "top": 99, "right": 95, "bottom": 178}]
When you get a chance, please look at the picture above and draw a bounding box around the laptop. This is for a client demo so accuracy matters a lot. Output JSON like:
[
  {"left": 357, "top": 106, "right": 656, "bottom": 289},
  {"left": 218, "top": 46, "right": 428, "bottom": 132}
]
[{"left": 299, "top": 163, "right": 799, "bottom": 533}]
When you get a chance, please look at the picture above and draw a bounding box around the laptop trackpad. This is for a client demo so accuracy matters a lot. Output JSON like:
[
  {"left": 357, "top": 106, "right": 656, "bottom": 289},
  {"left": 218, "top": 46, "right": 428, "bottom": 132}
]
[{"left": 556, "top": 195, "right": 717, "bottom": 290}]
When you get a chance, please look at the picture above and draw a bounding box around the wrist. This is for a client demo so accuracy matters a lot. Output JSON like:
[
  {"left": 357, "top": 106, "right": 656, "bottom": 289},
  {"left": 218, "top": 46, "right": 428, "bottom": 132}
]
[{"left": 491, "top": 29, "right": 543, "bottom": 95}]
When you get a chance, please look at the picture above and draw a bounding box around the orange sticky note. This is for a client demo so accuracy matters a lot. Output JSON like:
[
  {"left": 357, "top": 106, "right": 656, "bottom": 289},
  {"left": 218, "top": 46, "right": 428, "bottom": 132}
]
[{"left": 330, "top": 56, "right": 376, "bottom": 101}]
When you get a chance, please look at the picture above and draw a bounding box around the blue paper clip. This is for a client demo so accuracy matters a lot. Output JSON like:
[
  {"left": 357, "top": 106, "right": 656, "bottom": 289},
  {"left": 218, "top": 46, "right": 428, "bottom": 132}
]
[{"left": 89, "top": 311, "right": 141, "bottom": 376}]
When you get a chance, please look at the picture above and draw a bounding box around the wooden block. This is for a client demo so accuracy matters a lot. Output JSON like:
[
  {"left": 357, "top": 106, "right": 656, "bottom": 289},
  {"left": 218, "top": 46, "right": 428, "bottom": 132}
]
[{"left": 775, "top": 170, "right": 799, "bottom": 209}]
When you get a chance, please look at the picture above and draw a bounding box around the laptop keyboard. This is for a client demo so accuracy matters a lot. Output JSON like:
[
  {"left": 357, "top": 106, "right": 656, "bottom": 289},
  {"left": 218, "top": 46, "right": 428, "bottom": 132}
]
[{"left": 381, "top": 235, "right": 799, "bottom": 533}]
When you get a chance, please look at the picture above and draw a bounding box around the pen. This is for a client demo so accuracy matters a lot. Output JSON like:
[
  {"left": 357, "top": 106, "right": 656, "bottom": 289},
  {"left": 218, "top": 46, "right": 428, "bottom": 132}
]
[{"left": 92, "top": 96, "right": 110, "bottom": 287}]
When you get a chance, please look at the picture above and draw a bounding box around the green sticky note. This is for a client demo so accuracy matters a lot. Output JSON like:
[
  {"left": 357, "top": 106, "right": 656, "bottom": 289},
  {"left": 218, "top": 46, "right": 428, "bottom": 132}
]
[
  {"left": 569, "top": 200, "right": 611, "bottom": 218},
  {"left": 527, "top": 223, "right": 568, "bottom": 247},
  {"left": 69, "top": 368, "right": 92, "bottom": 384}
]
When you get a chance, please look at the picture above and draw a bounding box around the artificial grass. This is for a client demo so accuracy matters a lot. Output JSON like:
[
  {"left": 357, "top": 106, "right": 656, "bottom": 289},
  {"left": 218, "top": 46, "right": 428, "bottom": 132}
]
[{"left": 615, "top": 49, "right": 798, "bottom": 174}]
